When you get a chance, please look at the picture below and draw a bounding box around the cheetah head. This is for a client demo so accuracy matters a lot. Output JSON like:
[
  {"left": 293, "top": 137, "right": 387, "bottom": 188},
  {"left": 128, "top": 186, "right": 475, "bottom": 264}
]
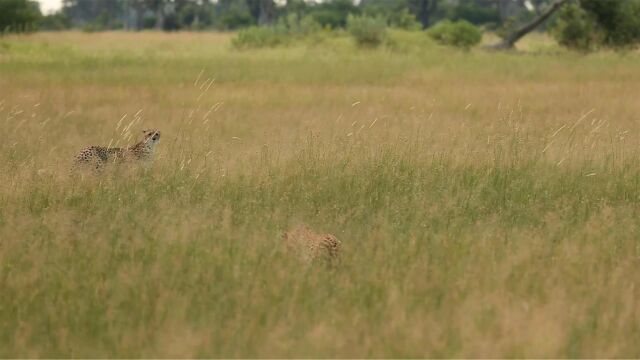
[{"left": 143, "top": 129, "right": 161, "bottom": 145}]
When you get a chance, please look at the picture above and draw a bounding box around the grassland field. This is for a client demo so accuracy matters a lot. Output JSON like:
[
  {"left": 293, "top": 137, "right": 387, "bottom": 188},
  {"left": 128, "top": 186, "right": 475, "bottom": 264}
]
[{"left": 1, "top": 30, "right": 640, "bottom": 357}]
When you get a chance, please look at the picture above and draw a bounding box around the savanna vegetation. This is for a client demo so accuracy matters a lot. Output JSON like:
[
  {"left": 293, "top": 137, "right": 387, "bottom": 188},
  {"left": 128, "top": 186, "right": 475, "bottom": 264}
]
[{"left": 1, "top": 30, "right": 640, "bottom": 357}]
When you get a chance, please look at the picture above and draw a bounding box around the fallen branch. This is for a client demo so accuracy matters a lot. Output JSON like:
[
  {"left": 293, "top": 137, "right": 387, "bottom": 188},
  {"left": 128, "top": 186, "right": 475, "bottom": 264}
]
[{"left": 486, "top": 0, "right": 569, "bottom": 50}]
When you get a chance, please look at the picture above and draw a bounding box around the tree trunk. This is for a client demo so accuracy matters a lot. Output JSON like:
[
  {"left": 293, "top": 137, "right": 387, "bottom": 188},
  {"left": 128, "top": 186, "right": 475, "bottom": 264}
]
[
  {"left": 155, "top": 4, "right": 165, "bottom": 30},
  {"left": 416, "top": 0, "right": 437, "bottom": 28},
  {"left": 134, "top": 0, "right": 144, "bottom": 30},
  {"left": 488, "top": 0, "right": 569, "bottom": 50},
  {"left": 258, "top": 0, "right": 275, "bottom": 26},
  {"left": 498, "top": 0, "right": 510, "bottom": 21}
]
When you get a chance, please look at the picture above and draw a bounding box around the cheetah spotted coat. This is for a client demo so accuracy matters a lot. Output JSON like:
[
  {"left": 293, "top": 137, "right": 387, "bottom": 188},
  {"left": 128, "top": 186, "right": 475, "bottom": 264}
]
[
  {"left": 283, "top": 225, "right": 342, "bottom": 264},
  {"left": 72, "top": 129, "right": 161, "bottom": 170}
]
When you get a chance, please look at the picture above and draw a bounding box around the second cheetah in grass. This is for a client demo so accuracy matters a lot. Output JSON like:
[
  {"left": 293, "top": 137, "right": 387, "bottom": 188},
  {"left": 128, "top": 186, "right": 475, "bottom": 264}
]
[
  {"left": 283, "top": 224, "right": 342, "bottom": 264},
  {"left": 72, "top": 129, "right": 161, "bottom": 170}
]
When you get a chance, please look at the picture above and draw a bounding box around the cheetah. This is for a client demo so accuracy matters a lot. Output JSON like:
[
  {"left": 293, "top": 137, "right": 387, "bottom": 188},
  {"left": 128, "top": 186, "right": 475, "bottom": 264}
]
[
  {"left": 72, "top": 129, "right": 161, "bottom": 170},
  {"left": 283, "top": 224, "right": 342, "bottom": 264}
]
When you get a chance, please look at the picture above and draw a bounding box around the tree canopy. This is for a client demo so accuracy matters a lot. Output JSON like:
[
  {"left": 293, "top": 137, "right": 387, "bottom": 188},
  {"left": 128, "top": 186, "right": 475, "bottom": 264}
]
[
  {"left": 2, "top": 0, "right": 639, "bottom": 51},
  {"left": 36, "top": 0, "right": 508, "bottom": 31},
  {"left": 0, "top": 0, "right": 40, "bottom": 32}
]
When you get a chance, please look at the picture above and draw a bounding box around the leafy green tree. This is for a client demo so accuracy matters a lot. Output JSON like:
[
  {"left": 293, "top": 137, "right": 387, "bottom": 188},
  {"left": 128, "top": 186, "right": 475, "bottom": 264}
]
[
  {"left": 450, "top": 1, "right": 501, "bottom": 26},
  {"left": 347, "top": 14, "right": 387, "bottom": 47},
  {"left": 488, "top": 0, "right": 568, "bottom": 49},
  {"left": 579, "top": 0, "right": 640, "bottom": 48},
  {"left": 62, "top": 0, "right": 121, "bottom": 26},
  {"left": 552, "top": 3, "right": 602, "bottom": 51},
  {"left": 245, "top": 0, "right": 276, "bottom": 25},
  {"left": 360, "top": 0, "right": 420, "bottom": 29},
  {"left": 408, "top": 0, "right": 438, "bottom": 28},
  {"left": 490, "top": 0, "right": 640, "bottom": 50},
  {"left": 428, "top": 20, "right": 482, "bottom": 49},
  {"left": 0, "top": 0, "right": 41, "bottom": 32},
  {"left": 215, "top": 0, "right": 254, "bottom": 29},
  {"left": 297, "top": 0, "right": 358, "bottom": 29},
  {"left": 38, "top": 12, "right": 72, "bottom": 30},
  {"left": 178, "top": 1, "right": 214, "bottom": 29}
]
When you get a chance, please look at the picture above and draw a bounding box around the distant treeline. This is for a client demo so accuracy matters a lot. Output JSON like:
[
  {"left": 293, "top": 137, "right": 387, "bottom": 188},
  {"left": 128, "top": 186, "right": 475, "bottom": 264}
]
[{"left": 4, "top": 0, "right": 552, "bottom": 32}]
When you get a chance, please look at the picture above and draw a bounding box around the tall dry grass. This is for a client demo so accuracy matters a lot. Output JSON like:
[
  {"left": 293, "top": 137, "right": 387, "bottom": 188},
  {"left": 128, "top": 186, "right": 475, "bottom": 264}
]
[{"left": 1, "top": 31, "right": 640, "bottom": 357}]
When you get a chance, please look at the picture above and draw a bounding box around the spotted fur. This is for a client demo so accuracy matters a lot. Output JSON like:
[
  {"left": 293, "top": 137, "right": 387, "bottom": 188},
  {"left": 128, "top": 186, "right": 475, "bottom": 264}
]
[
  {"left": 72, "top": 129, "right": 161, "bottom": 170},
  {"left": 283, "top": 225, "right": 342, "bottom": 264}
]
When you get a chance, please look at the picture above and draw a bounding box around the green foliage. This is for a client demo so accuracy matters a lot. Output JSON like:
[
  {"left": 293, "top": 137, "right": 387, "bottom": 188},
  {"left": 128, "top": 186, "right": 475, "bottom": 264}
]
[
  {"left": 579, "top": 0, "right": 624, "bottom": 44},
  {"left": 615, "top": 1, "right": 640, "bottom": 47},
  {"left": 553, "top": 4, "right": 602, "bottom": 52},
  {"left": 82, "top": 10, "right": 122, "bottom": 33},
  {"left": 217, "top": 6, "right": 255, "bottom": 30},
  {"left": 81, "top": 24, "right": 101, "bottom": 33},
  {"left": 578, "top": 0, "right": 640, "bottom": 49},
  {"left": 552, "top": 0, "right": 640, "bottom": 51},
  {"left": 450, "top": 2, "right": 501, "bottom": 26},
  {"left": 142, "top": 15, "right": 157, "bottom": 30},
  {"left": 38, "top": 12, "right": 71, "bottom": 31},
  {"left": 163, "top": 12, "right": 181, "bottom": 31},
  {"left": 231, "top": 26, "right": 286, "bottom": 49},
  {"left": 278, "top": 13, "right": 322, "bottom": 37},
  {"left": 178, "top": 2, "right": 213, "bottom": 30},
  {"left": 310, "top": 0, "right": 359, "bottom": 29},
  {"left": 0, "top": 0, "right": 40, "bottom": 33},
  {"left": 347, "top": 15, "right": 388, "bottom": 48},
  {"left": 428, "top": 20, "right": 482, "bottom": 50},
  {"left": 231, "top": 14, "right": 322, "bottom": 49},
  {"left": 495, "top": 17, "right": 515, "bottom": 41},
  {"left": 388, "top": 9, "right": 421, "bottom": 30},
  {"left": 360, "top": 1, "right": 420, "bottom": 31}
]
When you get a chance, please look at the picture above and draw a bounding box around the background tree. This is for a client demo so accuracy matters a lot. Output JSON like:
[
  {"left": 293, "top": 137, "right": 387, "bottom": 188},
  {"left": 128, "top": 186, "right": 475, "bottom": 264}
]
[
  {"left": 580, "top": 0, "right": 640, "bottom": 48},
  {"left": 0, "top": 0, "right": 41, "bottom": 32},
  {"left": 215, "top": 0, "right": 254, "bottom": 29},
  {"left": 308, "top": 0, "right": 359, "bottom": 29},
  {"left": 491, "top": 0, "right": 640, "bottom": 50},
  {"left": 552, "top": 3, "right": 601, "bottom": 51},
  {"left": 62, "top": 0, "right": 121, "bottom": 27},
  {"left": 38, "top": 11, "right": 71, "bottom": 30},
  {"left": 448, "top": 0, "right": 501, "bottom": 27},
  {"left": 409, "top": 0, "right": 438, "bottom": 28},
  {"left": 489, "top": 0, "right": 569, "bottom": 49}
]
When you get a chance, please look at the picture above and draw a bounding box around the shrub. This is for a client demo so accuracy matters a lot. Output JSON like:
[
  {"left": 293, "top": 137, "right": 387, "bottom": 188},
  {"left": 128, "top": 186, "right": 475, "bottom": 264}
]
[
  {"left": 347, "top": 15, "right": 388, "bottom": 48},
  {"left": 231, "top": 26, "right": 286, "bottom": 49},
  {"left": 231, "top": 15, "right": 322, "bottom": 50},
  {"left": 309, "top": 0, "right": 358, "bottom": 29},
  {"left": 142, "top": 15, "right": 156, "bottom": 29},
  {"left": 217, "top": 7, "right": 254, "bottom": 30},
  {"left": 578, "top": 0, "right": 640, "bottom": 50},
  {"left": 38, "top": 13, "right": 71, "bottom": 31},
  {"left": 163, "top": 12, "right": 181, "bottom": 31},
  {"left": 278, "top": 13, "right": 321, "bottom": 37},
  {"left": 552, "top": 4, "right": 602, "bottom": 52},
  {"left": 388, "top": 9, "right": 421, "bottom": 31},
  {"left": 82, "top": 24, "right": 102, "bottom": 33},
  {"left": 362, "top": 5, "right": 421, "bottom": 31},
  {"left": 179, "top": 2, "right": 213, "bottom": 29},
  {"left": 601, "top": 0, "right": 640, "bottom": 49},
  {"left": 427, "top": 20, "right": 482, "bottom": 50}
]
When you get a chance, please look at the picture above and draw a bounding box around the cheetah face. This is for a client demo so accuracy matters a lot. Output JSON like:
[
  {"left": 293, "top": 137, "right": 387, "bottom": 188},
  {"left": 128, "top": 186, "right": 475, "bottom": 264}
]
[{"left": 143, "top": 129, "right": 161, "bottom": 144}]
